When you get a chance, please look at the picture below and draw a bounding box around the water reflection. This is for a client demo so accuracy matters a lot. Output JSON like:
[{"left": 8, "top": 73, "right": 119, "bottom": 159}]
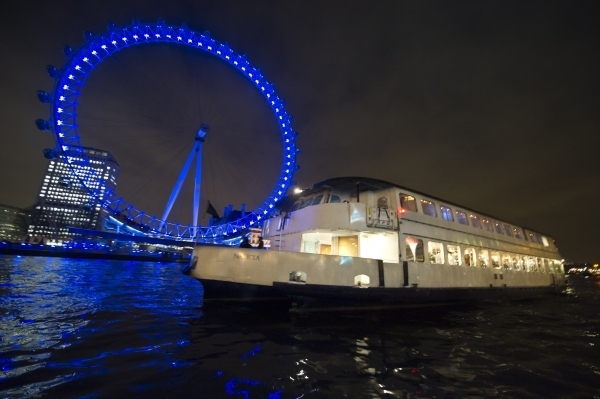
[
  {"left": 1, "top": 256, "right": 599, "bottom": 398},
  {"left": 0, "top": 255, "right": 202, "bottom": 398}
]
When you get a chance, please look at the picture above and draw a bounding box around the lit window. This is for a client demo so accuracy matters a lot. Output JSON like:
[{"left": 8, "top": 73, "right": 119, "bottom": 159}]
[
  {"left": 482, "top": 218, "right": 493, "bottom": 232},
  {"left": 490, "top": 251, "right": 501, "bottom": 269},
  {"left": 478, "top": 250, "right": 489, "bottom": 268},
  {"left": 513, "top": 228, "right": 523, "bottom": 239},
  {"left": 440, "top": 206, "right": 453, "bottom": 222},
  {"left": 399, "top": 194, "right": 418, "bottom": 213},
  {"left": 447, "top": 245, "right": 461, "bottom": 265},
  {"left": 470, "top": 214, "right": 482, "bottom": 229},
  {"left": 420, "top": 200, "right": 437, "bottom": 217},
  {"left": 541, "top": 236, "right": 549, "bottom": 247},
  {"left": 456, "top": 211, "right": 468, "bottom": 225},
  {"left": 494, "top": 222, "right": 503, "bottom": 234},
  {"left": 502, "top": 253, "right": 512, "bottom": 270},
  {"left": 525, "top": 256, "right": 536, "bottom": 272},
  {"left": 405, "top": 236, "right": 424, "bottom": 262},
  {"left": 428, "top": 241, "right": 444, "bottom": 264},
  {"left": 542, "top": 258, "right": 549, "bottom": 273}
]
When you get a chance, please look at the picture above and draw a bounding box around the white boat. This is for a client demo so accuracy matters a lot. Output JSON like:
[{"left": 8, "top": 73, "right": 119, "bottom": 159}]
[{"left": 185, "top": 177, "right": 566, "bottom": 309}]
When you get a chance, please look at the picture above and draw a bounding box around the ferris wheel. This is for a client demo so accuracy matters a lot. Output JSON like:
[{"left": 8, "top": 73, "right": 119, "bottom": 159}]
[{"left": 35, "top": 19, "right": 299, "bottom": 241}]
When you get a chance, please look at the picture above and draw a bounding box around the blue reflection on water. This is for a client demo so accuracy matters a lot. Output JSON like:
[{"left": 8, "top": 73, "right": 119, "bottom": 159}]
[{"left": 0, "top": 255, "right": 203, "bottom": 397}]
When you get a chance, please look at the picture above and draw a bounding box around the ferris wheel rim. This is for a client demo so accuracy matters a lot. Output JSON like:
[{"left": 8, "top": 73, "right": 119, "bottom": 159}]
[{"left": 43, "top": 21, "right": 298, "bottom": 240}]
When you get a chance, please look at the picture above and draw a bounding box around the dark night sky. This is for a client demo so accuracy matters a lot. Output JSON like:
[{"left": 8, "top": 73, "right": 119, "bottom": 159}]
[{"left": 0, "top": 1, "right": 598, "bottom": 262}]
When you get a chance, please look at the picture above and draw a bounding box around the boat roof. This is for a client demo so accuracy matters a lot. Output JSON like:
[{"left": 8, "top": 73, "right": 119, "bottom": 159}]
[{"left": 278, "top": 176, "right": 554, "bottom": 239}]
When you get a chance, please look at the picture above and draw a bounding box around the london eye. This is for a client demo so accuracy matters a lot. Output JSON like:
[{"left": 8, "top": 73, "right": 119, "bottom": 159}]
[{"left": 36, "top": 19, "right": 299, "bottom": 241}]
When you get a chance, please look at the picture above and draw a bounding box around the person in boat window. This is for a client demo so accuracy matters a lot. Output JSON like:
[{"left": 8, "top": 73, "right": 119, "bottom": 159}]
[
  {"left": 240, "top": 237, "right": 252, "bottom": 248},
  {"left": 257, "top": 237, "right": 265, "bottom": 249}
]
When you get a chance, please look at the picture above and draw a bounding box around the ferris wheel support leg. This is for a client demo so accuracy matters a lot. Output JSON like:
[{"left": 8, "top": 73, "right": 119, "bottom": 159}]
[
  {"left": 192, "top": 142, "right": 203, "bottom": 230},
  {"left": 159, "top": 144, "right": 198, "bottom": 231}
]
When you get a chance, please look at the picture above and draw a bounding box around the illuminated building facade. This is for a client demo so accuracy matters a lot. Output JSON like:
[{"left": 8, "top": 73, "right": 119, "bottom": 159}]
[
  {"left": 28, "top": 147, "right": 120, "bottom": 241},
  {"left": 0, "top": 204, "right": 30, "bottom": 242}
]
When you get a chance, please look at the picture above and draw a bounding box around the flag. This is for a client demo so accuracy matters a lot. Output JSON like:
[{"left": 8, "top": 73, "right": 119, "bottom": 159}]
[{"left": 206, "top": 201, "right": 220, "bottom": 219}]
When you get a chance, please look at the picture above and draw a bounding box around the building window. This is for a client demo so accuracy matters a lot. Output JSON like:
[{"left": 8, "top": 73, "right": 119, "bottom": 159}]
[
  {"left": 399, "top": 194, "right": 418, "bottom": 213},
  {"left": 469, "top": 214, "right": 482, "bottom": 229},
  {"left": 478, "top": 250, "right": 489, "bottom": 268},
  {"left": 405, "top": 236, "right": 424, "bottom": 262},
  {"left": 482, "top": 218, "right": 493, "bottom": 232},
  {"left": 420, "top": 200, "right": 437, "bottom": 217},
  {"left": 464, "top": 247, "right": 476, "bottom": 266},
  {"left": 428, "top": 241, "right": 444, "bottom": 264},
  {"left": 456, "top": 211, "right": 468, "bottom": 225},
  {"left": 504, "top": 225, "right": 513, "bottom": 237},
  {"left": 440, "top": 206, "right": 453, "bottom": 222},
  {"left": 447, "top": 245, "right": 461, "bottom": 265},
  {"left": 490, "top": 251, "right": 501, "bottom": 269}
]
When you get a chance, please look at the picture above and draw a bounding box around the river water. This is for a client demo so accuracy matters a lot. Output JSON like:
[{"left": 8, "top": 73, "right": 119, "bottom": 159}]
[{"left": 0, "top": 255, "right": 598, "bottom": 398}]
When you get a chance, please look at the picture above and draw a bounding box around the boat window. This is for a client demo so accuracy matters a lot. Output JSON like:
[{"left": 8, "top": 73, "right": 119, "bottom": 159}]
[
  {"left": 329, "top": 195, "right": 341, "bottom": 203},
  {"left": 550, "top": 259, "right": 560, "bottom": 274},
  {"left": 405, "top": 236, "right": 424, "bottom": 262},
  {"left": 456, "top": 210, "right": 469, "bottom": 225},
  {"left": 513, "top": 228, "right": 523, "bottom": 239},
  {"left": 541, "top": 258, "right": 549, "bottom": 273},
  {"left": 494, "top": 222, "right": 503, "bottom": 234},
  {"left": 440, "top": 206, "right": 453, "bottom": 222},
  {"left": 420, "top": 200, "right": 437, "bottom": 217},
  {"left": 528, "top": 233, "right": 537, "bottom": 243},
  {"left": 482, "top": 218, "right": 493, "bottom": 232},
  {"left": 311, "top": 195, "right": 324, "bottom": 206},
  {"left": 503, "top": 224, "right": 513, "bottom": 237},
  {"left": 298, "top": 198, "right": 313, "bottom": 210},
  {"left": 428, "top": 241, "right": 444, "bottom": 264},
  {"left": 491, "top": 251, "right": 501, "bottom": 269},
  {"left": 537, "top": 258, "right": 544, "bottom": 273},
  {"left": 541, "top": 236, "right": 550, "bottom": 247},
  {"left": 478, "top": 250, "right": 489, "bottom": 268},
  {"left": 290, "top": 202, "right": 300, "bottom": 212},
  {"left": 447, "top": 245, "right": 461, "bottom": 265},
  {"left": 502, "top": 253, "right": 512, "bottom": 270},
  {"left": 399, "top": 194, "right": 418, "bottom": 213},
  {"left": 464, "top": 247, "right": 476, "bottom": 266},
  {"left": 513, "top": 255, "right": 524, "bottom": 271},
  {"left": 469, "top": 214, "right": 482, "bottom": 229},
  {"left": 524, "top": 256, "right": 534, "bottom": 272}
]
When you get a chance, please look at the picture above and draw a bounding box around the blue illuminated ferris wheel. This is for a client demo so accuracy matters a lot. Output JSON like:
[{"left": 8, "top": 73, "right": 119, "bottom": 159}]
[{"left": 36, "top": 19, "right": 298, "bottom": 240}]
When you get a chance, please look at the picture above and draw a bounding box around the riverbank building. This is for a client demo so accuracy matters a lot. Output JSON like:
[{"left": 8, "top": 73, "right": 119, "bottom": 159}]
[{"left": 28, "top": 147, "right": 120, "bottom": 242}]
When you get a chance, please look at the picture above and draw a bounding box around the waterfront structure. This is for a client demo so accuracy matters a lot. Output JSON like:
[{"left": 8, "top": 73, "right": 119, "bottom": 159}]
[
  {"left": 36, "top": 21, "right": 298, "bottom": 241},
  {"left": 0, "top": 204, "right": 30, "bottom": 242},
  {"left": 186, "top": 176, "right": 565, "bottom": 308},
  {"left": 28, "top": 147, "right": 119, "bottom": 242}
]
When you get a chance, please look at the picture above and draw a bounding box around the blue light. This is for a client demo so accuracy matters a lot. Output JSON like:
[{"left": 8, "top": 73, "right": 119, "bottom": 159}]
[{"left": 40, "top": 21, "right": 298, "bottom": 241}]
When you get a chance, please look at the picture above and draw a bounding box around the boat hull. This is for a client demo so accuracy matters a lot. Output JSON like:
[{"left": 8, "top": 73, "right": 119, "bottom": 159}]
[{"left": 185, "top": 244, "right": 563, "bottom": 309}]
